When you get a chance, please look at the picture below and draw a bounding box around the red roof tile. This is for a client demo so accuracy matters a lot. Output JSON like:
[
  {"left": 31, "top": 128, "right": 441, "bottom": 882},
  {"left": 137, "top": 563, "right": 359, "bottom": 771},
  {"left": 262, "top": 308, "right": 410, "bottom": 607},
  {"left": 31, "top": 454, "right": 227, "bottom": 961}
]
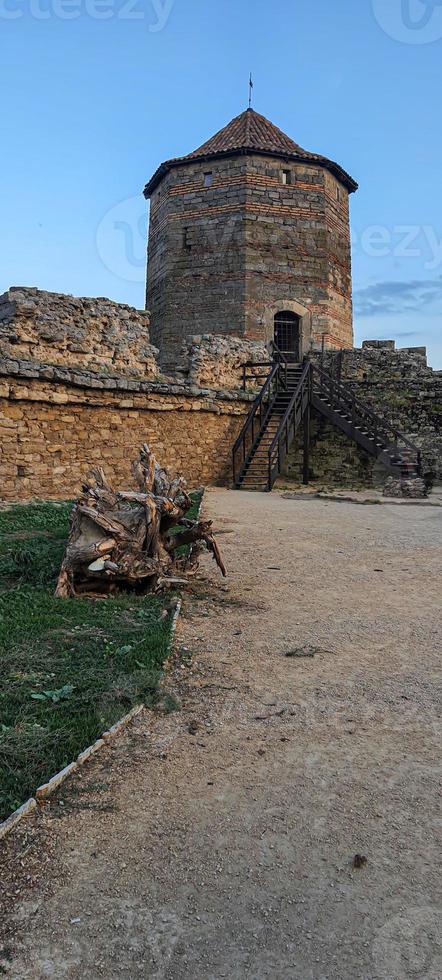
[
  {"left": 144, "top": 108, "right": 358, "bottom": 196},
  {"left": 189, "top": 107, "right": 306, "bottom": 157}
]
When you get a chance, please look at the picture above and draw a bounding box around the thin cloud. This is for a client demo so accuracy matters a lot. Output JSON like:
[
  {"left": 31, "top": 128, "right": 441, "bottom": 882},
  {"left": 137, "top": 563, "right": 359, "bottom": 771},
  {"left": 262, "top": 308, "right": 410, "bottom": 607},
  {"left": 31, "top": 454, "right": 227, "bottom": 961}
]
[{"left": 354, "top": 278, "right": 442, "bottom": 317}]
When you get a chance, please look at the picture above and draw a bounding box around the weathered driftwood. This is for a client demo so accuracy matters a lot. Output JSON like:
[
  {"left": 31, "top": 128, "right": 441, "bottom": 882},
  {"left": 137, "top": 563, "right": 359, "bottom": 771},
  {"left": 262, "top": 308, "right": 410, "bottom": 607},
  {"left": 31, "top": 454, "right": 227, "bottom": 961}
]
[{"left": 55, "top": 444, "right": 226, "bottom": 598}]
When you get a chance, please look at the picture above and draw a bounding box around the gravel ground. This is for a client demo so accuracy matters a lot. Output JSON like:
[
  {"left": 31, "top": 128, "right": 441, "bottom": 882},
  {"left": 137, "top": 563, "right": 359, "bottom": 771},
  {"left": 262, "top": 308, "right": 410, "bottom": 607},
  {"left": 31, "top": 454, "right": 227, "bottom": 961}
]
[{"left": 1, "top": 488, "right": 441, "bottom": 979}]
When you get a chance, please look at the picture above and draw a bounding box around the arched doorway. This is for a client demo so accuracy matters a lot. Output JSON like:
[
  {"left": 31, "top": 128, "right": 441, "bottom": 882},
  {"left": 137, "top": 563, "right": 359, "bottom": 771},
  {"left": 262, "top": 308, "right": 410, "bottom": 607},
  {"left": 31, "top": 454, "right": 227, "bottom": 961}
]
[{"left": 274, "top": 311, "right": 301, "bottom": 361}]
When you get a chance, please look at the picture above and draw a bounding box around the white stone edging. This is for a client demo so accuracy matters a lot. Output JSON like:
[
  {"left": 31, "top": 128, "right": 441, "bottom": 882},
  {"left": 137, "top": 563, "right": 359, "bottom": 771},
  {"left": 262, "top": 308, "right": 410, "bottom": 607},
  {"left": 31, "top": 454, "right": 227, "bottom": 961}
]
[
  {"left": 0, "top": 797, "right": 37, "bottom": 842},
  {"left": 0, "top": 595, "right": 183, "bottom": 842}
]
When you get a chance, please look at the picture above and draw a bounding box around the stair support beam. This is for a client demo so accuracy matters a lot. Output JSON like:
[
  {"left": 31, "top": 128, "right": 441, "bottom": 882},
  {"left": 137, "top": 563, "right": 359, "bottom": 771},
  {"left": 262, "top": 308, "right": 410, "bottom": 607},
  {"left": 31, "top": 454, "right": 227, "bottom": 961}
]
[{"left": 303, "top": 401, "right": 310, "bottom": 485}]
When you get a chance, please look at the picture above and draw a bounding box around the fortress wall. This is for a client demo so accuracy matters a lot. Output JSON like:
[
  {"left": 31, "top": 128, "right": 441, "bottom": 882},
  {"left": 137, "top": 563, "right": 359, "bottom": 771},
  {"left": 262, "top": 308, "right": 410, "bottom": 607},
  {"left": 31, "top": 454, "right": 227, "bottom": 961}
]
[
  {"left": 283, "top": 345, "right": 442, "bottom": 485},
  {"left": 147, "top": 157, "right": 248, "bottom": 362},
  {"left": 0, "top": 361, "right": 251, "bottom": 502},
  {"left": 0, "top": 288, "right": 157, "bottom": 378},
  {"left": 177, "top": 334, "right": 269, "bottom": 390},
  {"left": 0, "top": 288, "right": 440, "bottom": 499}
]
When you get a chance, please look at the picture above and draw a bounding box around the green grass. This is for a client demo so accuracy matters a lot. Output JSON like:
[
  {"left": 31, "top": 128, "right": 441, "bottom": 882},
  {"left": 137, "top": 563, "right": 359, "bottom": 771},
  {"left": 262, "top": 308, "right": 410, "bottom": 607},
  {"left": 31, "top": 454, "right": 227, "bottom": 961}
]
[
  {"left": 0, "top": 501, "right": 72, "bottom": 591},
  {"left": 182, "top": 490, "right": 202, "bottom": 522},
  {"left": 0, "top": 497, "right": 194, "bottom": 821},
  {"left": 172, "top": 488, "right": 203, "bottom": 556}
]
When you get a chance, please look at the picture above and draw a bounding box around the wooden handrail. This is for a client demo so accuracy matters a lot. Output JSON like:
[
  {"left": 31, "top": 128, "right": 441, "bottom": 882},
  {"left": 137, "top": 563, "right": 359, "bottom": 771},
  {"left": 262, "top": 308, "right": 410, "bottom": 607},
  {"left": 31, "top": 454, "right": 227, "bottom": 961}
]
[
  {"left": 233, "top": 353, "right": 423, "bottom": 491},
  {"left": 233, "top": 363, "right": 278, "bottom": 454},
  {"left": 268, "top": 361, "right": 311, "bottom": 458},
  {"left": 241, "top": 360, "right": 274, "bottom": 391},
  {"left": 232, "top": 353, "right": 294, "bottom": 485},
  {"left": 311, "top": 363, "right": 420, "bottom": 456}
]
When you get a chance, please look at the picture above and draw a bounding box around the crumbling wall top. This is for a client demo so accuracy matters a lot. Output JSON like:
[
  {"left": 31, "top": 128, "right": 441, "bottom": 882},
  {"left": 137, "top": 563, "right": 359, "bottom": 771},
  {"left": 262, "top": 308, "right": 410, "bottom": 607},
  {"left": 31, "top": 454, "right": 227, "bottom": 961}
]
[
  {"left": 177, "top": 334, "right": 269, "bottom": 391},
  {"left": 0, "top": 287, "right": 158, "bottom": 378}
]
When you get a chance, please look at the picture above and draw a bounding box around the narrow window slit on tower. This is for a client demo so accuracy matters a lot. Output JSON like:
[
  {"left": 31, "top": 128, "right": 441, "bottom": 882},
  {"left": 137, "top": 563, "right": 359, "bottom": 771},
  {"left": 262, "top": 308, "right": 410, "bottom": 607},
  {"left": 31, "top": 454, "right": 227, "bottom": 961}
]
[
  {"left": 282, "top": 169, "right": 291, "bottom": 185},
  {"left": 204, "top": 172, "right": 213, "bottom": 187},
  {"left": 183, "top": 227, "right": 191, "bottom": 249}
]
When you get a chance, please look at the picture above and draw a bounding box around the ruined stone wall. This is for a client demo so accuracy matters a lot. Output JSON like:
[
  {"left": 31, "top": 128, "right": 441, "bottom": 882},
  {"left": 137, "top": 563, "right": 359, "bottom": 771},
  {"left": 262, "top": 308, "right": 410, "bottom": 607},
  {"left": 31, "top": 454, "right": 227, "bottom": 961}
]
[
  {"left": 0, "top": 288, "right": 157, "bottom": 377},
  {"left": 283, "top": 344, "right": 442, "bottom": 486},
  {"left": 0, "top": 361, "right": 251, "bottom": 502},
  {"left": 319, "top": 345, "right": 442, "bottom": 479},
  {"left": 177, "top": 334, "right": 269, "bottom": 390}
]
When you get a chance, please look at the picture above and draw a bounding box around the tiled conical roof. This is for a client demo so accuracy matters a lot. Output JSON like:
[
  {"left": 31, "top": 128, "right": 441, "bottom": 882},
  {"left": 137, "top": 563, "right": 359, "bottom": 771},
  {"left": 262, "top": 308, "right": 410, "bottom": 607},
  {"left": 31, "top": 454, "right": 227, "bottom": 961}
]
[
  {"left": 144, "top": 108, "right": 358, "bottom": 196},
  {"left": 190, "top": 108, "right": 306, "bottom": 158}
]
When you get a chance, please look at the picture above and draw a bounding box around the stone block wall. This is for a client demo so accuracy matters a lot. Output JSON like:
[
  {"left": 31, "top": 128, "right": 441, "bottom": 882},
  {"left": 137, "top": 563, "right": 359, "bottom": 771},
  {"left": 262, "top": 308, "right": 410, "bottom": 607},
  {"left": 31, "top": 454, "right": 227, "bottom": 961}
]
[
  {"left": 244, "top": 155, "right": 353, "bottom": 350},
  {"left": 0, "top": 288, "right": 157, "bottom": 377},
  {"left": 283, "top": 344, "right": 442, "bottom": 485},
  {"left": 283, "top": 416, "right": 376, "bottom": 487},
  {"left": 147, "top": 157, "right": 248, "bottom": 363},
  {"left": 0, "top": 362, "right": 251, "bottom": 501},
  {"left": 0, "top": 287, "right": 272, "bottom": 501},
  {"left": 176, "top": 334, "right": 269, "bottom": 391},
  {"left": 318, "top": 345, "right": 442, "bottom": 480}
]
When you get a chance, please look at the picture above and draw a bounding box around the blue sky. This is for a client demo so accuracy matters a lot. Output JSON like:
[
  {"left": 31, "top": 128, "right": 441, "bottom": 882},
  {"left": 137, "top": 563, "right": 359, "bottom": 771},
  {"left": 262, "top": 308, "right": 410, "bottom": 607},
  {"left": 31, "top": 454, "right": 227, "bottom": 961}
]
[{"left": 1, "top": 0, "right": 442, "bottom": 366}]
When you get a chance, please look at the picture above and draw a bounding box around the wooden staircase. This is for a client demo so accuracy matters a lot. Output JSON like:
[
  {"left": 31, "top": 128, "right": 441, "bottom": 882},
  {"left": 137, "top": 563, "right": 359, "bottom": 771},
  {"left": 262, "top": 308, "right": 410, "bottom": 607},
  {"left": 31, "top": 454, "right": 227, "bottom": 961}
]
[
  {"left": 239, "top": 365, "right": 304, "bottom": 491},
  {"left": 233, "top": 355, "right": 422, "bottom": 492}
]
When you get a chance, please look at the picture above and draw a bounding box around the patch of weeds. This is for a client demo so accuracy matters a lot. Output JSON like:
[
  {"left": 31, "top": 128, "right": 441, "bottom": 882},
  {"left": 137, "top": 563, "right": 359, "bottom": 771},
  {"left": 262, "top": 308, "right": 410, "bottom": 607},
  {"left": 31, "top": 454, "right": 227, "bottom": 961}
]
[
  {"left": 0, "top": 501, "right": 72, "bottom": 590},
  {"left": 177, "top": 644, "right": 193, "bottom": 662},
  {"left": 170, "top": 489, "right": 203, "bottom": 556},
  {"left": 30, "top": 684, "right": 75, "bottom": 703},
  {"left": 0, "top": 500, "right": 72, "bottom": 536},
  {"left": 159, "top": 692, "right": 181, "bottom": 714},
  {"left": 68, "top": 781, "right": 110, "bottom": 797},
  {"left": 285, "top": 645, "right": 331, "bottom": 658}
]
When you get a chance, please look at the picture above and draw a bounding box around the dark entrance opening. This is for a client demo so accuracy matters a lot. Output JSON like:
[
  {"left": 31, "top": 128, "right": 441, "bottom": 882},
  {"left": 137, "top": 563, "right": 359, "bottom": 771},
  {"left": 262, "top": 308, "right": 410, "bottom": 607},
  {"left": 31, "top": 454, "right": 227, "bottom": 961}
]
[{"left": 274, "top": 311, "right": 301, "bottom": 361}]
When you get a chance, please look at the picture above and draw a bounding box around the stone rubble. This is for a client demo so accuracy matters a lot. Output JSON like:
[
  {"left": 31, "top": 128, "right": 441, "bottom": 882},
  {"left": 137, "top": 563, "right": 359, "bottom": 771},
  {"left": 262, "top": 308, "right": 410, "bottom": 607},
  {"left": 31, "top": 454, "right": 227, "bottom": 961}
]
[{"left": 383, "top": 477, "right": 428, "bottom": 499}]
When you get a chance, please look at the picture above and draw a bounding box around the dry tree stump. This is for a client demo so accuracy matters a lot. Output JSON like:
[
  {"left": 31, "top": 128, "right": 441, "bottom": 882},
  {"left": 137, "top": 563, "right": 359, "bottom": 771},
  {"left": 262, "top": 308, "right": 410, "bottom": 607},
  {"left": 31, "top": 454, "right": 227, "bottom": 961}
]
[{"left": 55, "top": 444, "right": 226, "bottom": 598}]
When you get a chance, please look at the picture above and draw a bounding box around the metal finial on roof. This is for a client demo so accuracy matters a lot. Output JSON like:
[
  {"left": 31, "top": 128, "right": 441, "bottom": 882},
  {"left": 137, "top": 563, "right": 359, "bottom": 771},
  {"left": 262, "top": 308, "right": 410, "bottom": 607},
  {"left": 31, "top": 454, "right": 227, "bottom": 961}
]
[{"left": 248, "top": 73, "right": 253, "bottom": 109}]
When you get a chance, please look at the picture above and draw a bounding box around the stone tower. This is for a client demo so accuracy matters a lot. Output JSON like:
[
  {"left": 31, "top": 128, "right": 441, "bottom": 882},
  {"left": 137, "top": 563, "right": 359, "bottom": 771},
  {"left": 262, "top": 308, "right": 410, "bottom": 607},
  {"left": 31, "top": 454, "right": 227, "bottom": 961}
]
[{"left": 144, "top": 108, "right": 358, "bottom": 364}]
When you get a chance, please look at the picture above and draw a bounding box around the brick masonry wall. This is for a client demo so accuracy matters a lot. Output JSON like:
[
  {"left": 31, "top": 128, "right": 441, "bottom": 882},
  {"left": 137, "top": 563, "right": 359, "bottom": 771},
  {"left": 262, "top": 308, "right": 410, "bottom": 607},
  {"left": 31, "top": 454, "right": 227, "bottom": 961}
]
[
  {"left": 244, "top": 156, "right": 353, "bottom": 350},
  {"left": 0, "top": 288, "right": 157, "bottom": 377},
  {"left": 146, "top": 154, "right": 354, "bottom": 365},
  {"left": 283, "top": 345, "right": 442, "bottom": 485},
  {"left": 147, "top": 157, "right": 248, "bottom": 363},
  {"left": 0, "top": 364, "right": 251, "bottom": 502},
  {"left": 324, "top": 171, "right": 353, "bottom": 349}
]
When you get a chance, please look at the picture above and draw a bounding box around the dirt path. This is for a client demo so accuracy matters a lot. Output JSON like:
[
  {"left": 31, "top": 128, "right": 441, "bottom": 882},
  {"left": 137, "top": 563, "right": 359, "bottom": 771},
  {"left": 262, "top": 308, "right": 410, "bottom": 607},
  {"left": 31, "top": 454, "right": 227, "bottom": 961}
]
[{"left": 1, "top": 489, "right": 441, "bottom": 979}]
